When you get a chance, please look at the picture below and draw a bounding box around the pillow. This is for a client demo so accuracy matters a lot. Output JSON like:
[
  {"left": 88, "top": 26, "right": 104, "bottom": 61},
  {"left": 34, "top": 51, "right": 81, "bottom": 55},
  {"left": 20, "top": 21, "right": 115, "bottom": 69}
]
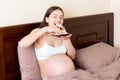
[
  {"left": 17, "top": 45, "right": 41, "bottom": 80},
  {"left": 75, "top": 42, "right": 116, "bottom": 72}
]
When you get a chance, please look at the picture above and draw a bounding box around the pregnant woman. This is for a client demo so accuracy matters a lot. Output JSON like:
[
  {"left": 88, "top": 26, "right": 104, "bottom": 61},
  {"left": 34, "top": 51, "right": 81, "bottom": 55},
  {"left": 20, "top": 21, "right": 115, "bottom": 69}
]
[{"left": 18, "top": 6, "right": 76, "bottom": 80}]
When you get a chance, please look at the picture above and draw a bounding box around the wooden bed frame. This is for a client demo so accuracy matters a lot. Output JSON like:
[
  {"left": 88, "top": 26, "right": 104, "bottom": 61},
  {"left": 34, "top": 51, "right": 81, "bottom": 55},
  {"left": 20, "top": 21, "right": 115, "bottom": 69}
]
[{"left": 0, "top": 13, "right": 113, "bottom": 80}]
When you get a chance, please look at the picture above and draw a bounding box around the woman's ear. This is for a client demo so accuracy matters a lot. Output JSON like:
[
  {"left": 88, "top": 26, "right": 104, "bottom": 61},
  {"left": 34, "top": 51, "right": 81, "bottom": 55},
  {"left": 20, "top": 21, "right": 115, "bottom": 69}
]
[{"left": 45, "top": 17, "right": 49, "bottom": 23}]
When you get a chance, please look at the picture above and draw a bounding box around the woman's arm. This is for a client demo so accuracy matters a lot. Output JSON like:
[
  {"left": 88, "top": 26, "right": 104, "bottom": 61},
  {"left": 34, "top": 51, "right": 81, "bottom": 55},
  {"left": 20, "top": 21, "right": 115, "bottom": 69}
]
[
  {"left": 18, "top": 27, "right": 47, "bottom": 48},
  {"left": 63, "top": 34, "right": 76, "bottom": 60},
  {"left": 18, "top": 26, "right": 62, "bottom": 48}
]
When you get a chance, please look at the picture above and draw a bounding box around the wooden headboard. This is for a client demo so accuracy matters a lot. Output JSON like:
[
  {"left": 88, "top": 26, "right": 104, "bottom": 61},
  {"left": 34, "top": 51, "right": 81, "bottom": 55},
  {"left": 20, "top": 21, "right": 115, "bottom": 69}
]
[{"left": 0, "top": 13, "right": 113, "bottom": 80}]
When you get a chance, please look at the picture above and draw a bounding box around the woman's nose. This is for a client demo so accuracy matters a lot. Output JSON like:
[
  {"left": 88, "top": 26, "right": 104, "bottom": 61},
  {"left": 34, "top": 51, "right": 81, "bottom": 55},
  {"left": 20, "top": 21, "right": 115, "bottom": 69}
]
[
  {"left": 57, "top": 17, "right": 61, "bottom": 20},
  {"left": 56, "top": 18, "right": 61, "bottom": 23}
]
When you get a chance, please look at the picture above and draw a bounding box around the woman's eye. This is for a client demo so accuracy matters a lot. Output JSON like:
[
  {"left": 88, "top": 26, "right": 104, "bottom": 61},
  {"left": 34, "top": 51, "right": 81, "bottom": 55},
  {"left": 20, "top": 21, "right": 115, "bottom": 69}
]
[
  {"left": 60, "top": 16, "right": 63, "bottom": 19},
  {"left": 53, "top": 16, "right": 57, "bottom": 18},
  {"left": 52, "top": 15, "right": 63, "bottom": 19}
]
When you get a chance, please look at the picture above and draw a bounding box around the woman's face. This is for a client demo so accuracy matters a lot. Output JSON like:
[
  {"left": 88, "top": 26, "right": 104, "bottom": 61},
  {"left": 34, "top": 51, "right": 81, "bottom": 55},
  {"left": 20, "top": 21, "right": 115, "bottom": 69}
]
[{"left": 45, "top": 9, "right": 64, "bottom": 26}]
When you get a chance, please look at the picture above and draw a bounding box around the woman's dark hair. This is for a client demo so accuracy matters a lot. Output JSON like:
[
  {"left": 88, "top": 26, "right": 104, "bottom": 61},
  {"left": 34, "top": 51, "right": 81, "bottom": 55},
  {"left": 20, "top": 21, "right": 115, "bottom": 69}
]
[{"left": 39, "top": 6, "right": 64, "bottom": 28}]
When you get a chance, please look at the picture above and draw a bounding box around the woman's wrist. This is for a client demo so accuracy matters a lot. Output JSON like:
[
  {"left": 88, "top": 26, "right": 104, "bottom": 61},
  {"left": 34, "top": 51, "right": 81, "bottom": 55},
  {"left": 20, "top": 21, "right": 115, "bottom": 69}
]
[{"left": 42, "top": 27, "right": 49, "bottom": 33}]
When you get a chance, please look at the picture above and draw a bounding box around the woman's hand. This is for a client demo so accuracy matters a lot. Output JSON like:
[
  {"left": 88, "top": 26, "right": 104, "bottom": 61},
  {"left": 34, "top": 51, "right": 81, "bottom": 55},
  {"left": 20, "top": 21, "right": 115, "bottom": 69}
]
[
  {"left": 45, "top": 25, "right": 62, "bottom": 35},
  {"left": 61, "top": 34, "right": 72, "bottom": 40}
]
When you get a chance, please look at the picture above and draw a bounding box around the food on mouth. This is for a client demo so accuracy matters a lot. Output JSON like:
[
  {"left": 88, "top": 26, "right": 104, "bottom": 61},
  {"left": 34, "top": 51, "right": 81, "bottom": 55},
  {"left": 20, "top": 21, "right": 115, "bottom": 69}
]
[{"left": 53, "top": 24, "right": 70, "bottom": 37}]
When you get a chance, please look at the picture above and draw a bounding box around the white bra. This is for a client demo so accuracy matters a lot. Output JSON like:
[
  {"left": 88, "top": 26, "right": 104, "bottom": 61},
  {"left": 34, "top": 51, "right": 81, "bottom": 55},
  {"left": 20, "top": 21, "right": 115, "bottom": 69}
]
[{"left": 35, "top": 36, "right": 67, "bottom": 60}]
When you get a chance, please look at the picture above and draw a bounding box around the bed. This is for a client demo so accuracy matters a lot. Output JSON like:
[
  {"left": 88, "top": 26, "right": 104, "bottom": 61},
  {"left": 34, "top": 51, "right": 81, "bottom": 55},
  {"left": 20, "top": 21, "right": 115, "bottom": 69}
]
[{"left": 0, "top": 13, "right": 115, "bottom": 80}]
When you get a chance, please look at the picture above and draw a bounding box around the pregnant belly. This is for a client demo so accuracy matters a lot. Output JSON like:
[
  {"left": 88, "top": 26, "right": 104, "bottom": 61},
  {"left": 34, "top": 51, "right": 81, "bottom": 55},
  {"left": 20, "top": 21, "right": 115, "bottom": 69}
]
[{"left": 39, "top": 54, "right": 75, "bottom": 77}]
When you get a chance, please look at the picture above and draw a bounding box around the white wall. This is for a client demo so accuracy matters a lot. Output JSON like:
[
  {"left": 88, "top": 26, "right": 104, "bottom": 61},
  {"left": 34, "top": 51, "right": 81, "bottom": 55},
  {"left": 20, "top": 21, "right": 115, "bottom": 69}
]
[
  {"left": 0, "top": 0, "right": 109, "bottom": 27},
  {"left": 4, "top": 0, "right": 120, "bottom": 46},
  {"left": 110, "top": 0, "right": 120, "bottom": 47}
]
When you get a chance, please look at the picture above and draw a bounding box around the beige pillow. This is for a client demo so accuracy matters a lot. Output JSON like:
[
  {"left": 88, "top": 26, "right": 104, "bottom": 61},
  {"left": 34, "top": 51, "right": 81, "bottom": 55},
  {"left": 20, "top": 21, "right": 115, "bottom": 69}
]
[
  {"left": 75, "top": 42, "right": 116, "bottom": 72},
  {"left": 17, "top": 45, "right": 41, "bottom": 80}
]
